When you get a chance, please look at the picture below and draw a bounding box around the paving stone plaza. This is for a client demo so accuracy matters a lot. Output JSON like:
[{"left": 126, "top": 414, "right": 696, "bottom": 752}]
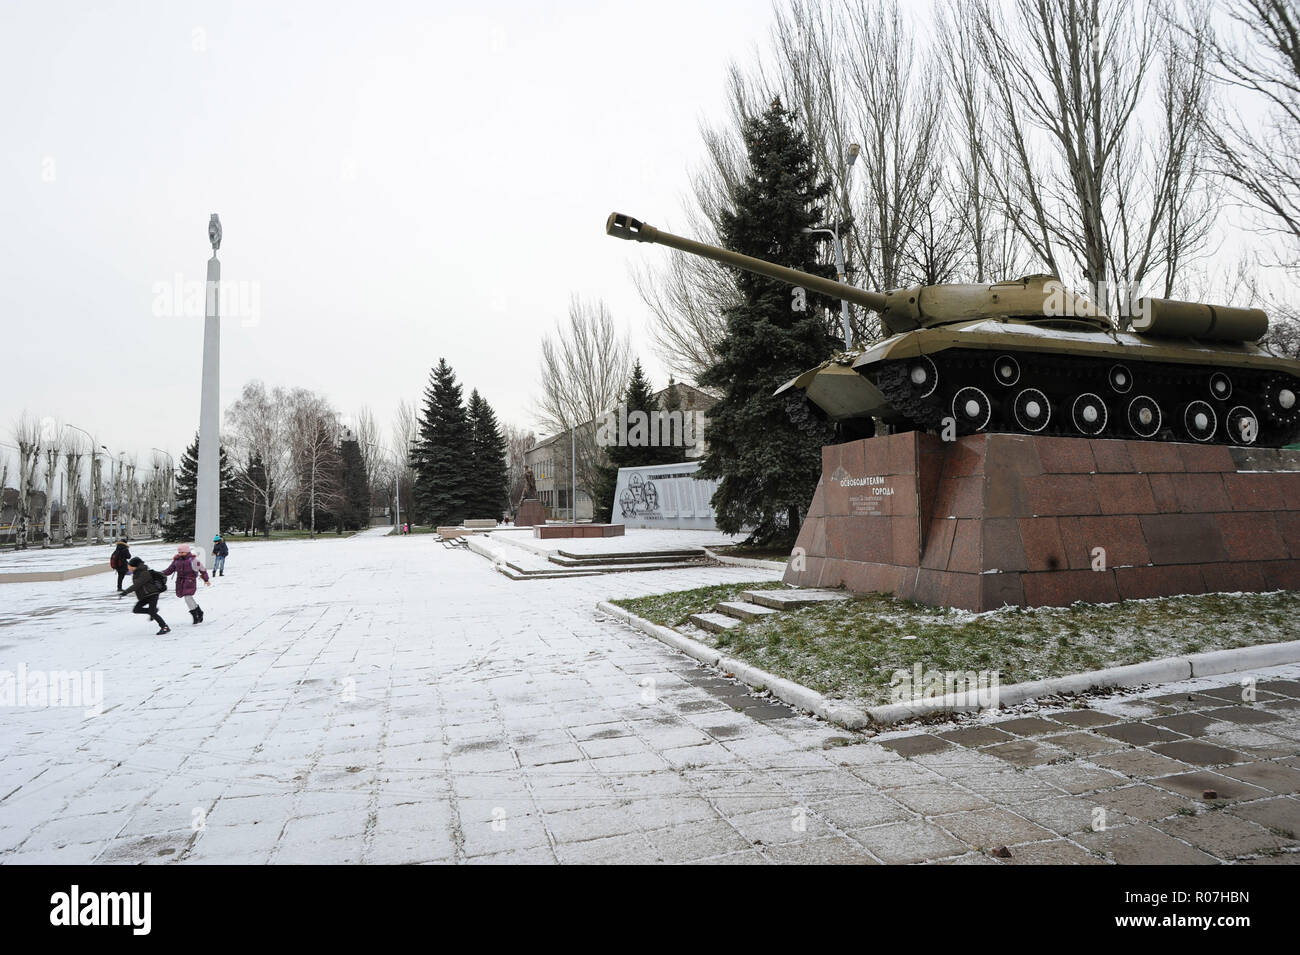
[{"left": 1, "top": 527, "right": 1296, "bottom": 865}]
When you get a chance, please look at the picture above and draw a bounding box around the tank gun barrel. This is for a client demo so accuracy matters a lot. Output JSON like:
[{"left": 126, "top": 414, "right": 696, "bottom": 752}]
[{"left": 606, "top": 212, "right": 888, "bottom": 315}]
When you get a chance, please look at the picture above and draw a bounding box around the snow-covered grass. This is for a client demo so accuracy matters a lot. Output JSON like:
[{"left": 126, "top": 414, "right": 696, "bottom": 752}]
[
  {"left": 611, "top": 580, "right": 785, "bottom": 626},
  {"left": 613, "top": 586, "right": 1300, "bottom": 707}
]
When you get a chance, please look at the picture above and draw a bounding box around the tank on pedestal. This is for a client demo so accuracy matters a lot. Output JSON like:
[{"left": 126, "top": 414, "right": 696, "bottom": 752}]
[{"left": 606, "top": 212, "right": 1300, "bottom": 448}]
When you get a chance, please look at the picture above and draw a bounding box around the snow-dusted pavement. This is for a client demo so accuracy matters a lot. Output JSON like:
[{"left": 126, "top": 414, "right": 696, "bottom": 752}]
[
  {"left": 0, "top": 540, "right": 163, "bottom": 571},
  {"left": 487, "top": 527, "right": 744, "bottom": 555},
  {"left": 2, "top": 527, "right": 1298, "bottom": 864}
]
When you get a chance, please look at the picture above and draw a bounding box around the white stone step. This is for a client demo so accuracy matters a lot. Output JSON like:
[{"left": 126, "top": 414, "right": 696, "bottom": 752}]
[
  {"left": 715, "top": 600, "right": 779, "bottom": 622},
  {"left": 742, "top": 589, "right": 849, "bottom": 610},
  {"left": 495, "top": 562, "right": 599, "bottom": 581},
  {"left": 688, "top": 611, "right": 742, "bottom": 634}
]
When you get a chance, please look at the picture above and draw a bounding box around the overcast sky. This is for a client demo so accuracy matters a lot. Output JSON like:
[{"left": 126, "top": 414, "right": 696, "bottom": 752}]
[{"left": 0, "top": 0, "right": 776, "bottom": 465}]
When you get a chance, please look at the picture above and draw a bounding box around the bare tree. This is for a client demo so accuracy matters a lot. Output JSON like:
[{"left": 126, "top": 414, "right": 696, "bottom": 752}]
[
  {"left": 841, "top": 0, "right": 948, "bottom": 294},
  {"left": 287, "top": 390, "right": 341, "bottom": 538},
  {"left": 12, "top": 414, "right": 41, "bottom": 549},
  {"left": 40, "top": 432, "right": 64, "bottom": 547},
  {"left": 145, "top": 452, "right": 170, "bottom": 537},
  {"left": 536, "top": 296, "right": 630, "bottom": 511},
  {"left": 638, "top": 68, "right": 754, "bottom": 383},
  {"left": 1194, "top": 0, "right": 1300, "bottom": 265},
  {"left": 940, "top": 0, "right": 1035, "bottom": 282},
  {"left": 642, "top": 1, "right": 958, "bottom": 361},
  {"left": 352, "top": 405, "right": 385, "bottom": 514},
  {"left": 390, "top": 398, "right": 419, "bottom": 524},
  {"left": 225, "top": 381, "right": 292, "bottom": 537},
  {"left": 503, "top": 423, "right": 536, "bottom": 505},
  {"left": 0, "top": 453, "right": 9, "bottom": 545},
  {"left": 63, "top": 438, "right": 84, "bottom": 544},
  {"left": 966, "top": 0, "right": 1215, "bottom": 317}
]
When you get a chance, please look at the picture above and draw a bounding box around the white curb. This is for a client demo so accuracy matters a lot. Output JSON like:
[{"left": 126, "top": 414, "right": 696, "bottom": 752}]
[
  {"left": 1185, "top": 641, "right": 1300, "bottom": 677},
  {"left": 599, "top": 600, "right": 1300, "bottom": 729},
  {"left": 597, "top": 600, "right": 871, "bottom": 728},
  {"left": 0, "top": 564, "right": 104, "bottom": 585}
]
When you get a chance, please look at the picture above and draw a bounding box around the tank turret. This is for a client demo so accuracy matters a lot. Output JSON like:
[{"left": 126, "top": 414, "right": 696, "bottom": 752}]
[{"left": 607, "top": 211, "right": 1300, "bottom": 447}]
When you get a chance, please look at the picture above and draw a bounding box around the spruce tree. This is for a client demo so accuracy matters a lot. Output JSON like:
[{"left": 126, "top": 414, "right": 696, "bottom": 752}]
[
  {"left": 465, "top": 390, "right": 510, "bottom": 520},
  {"left": 163, "top": 434, "right": 240, "bottom": 542},
  {"left": 412, "top": 358, "right": 471, "bottom": 526},
  {"left": 696, "top": 100, "right": 838, "bottom": 543},
  {"left": 657, "top": 376, "right": 689, "bottom": 465},
  {"left": 337, "top": 437, "right": 370, "bottom": 532}
]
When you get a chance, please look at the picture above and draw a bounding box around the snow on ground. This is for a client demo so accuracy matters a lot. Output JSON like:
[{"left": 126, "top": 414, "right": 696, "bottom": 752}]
[
  {"left": 0, "top": 550, "right": 119, "bottom": 572},
  {"left": 488, "top": 527, "right": 746, "bottom": 557},
  {"left": 2, "top": 526, "right": 1295, "bottom": 865}
]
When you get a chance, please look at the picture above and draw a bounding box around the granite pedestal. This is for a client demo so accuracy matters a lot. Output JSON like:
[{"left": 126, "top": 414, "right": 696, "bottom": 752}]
[
  {"left": 785, "top": 432, "right": 1300, "bottom": 611},
  {"left": 515, "top": 499, "right": 547, "bottom": 527}
]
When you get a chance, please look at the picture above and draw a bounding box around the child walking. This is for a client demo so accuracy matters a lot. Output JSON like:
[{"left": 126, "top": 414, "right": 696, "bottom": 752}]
[
  {"left": 212, "top": 535, "right": 229, "bottom": 576},
  {"left": 163, "top": 543, "right": 211, "bottom": 624},
  {"left": 109, "top": 539, "right": 131, "bottom": 592},
  {"left": 119, "top": 557, "right": 170, "bottom": 634}
]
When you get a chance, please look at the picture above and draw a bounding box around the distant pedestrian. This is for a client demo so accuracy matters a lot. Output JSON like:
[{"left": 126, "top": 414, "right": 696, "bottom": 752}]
[
  {"left": 212, "top": 535, "right": 229, "bottom": 576},
  {"left": 109, "top": 539, "right": 131, "bottom": 592},
  {"left": 402, "top": 522, "right": 409, "bottom": 535},
  {"left": 163, "top": 543, "right": 211, "bottom": 625},
  {"left": 118, "top": 557, "right": 170, "bottom": 634}
]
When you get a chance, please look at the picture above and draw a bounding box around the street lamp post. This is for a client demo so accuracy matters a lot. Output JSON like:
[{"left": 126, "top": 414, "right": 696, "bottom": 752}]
[
  {"left": 195, "top": 214, "right": 223, "bottom": 555},
  {"left": 111, "top": 451, "right": 126, "bottom": 539},
  {"left": 803, "top": 143, "right": 861, "bottom": 351},
  {"left": 152, "top": 448, "right": 175, "bottom": 510},
  {"left": 802, "top": 226, "right": 852, "bottom": 350}
]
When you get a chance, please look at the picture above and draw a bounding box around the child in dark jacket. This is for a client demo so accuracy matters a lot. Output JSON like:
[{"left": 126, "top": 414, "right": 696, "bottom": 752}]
[
  {"left": 110, "top": 540, "right": 131, "bottom": 592},
  {"left": 119, "top": 557, "right": 170, "bottom": 634}
]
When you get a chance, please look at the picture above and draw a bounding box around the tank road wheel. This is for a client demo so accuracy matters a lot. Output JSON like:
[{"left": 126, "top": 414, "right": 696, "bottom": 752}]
[
  {"left": 993, "top": 355, "right": 1020, "bottom": 387},
  {"left": 1127, "top": 395, "right": 1162, "bottom": 438},
  {"left": 1209, "top": 372, "right": 1233, "bottom": 401},
  {"left": 951, "top": 386, "right": 992, "bottom": 433},
  {"left": 908, "top": 356, "right": 939, "bottom": 399},
  {"left": 1183, "top": 400, "right": 1218, "bottom": 443},
  {"left": 1012, "top": 388, "right": 1051, "bottom": 433},
  {"left": 1261, "top": 374, "right": 1300, "bottom": 431},
  {"left": 1227, "top": 406, "right": 1259, "bottom": 445},
  {"left": 1070, "top": 393, "right": 1108, "bottom": 436},
  {"left": 1108, "top": 364, "right": 1134, "bottom": 394}
]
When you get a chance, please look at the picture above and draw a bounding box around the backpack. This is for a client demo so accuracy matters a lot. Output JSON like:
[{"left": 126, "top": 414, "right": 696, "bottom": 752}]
[
  {"left": 150, "top": 570, "right": 168, "bottom": 594},
  {"left": 110, "top": 553, "right": 120, "bottom": 569}
]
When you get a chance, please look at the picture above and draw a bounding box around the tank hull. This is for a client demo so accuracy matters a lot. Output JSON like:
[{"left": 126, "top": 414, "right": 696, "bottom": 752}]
[{"left": 779, "top": 321, "right": 1300, "bottom": 447}]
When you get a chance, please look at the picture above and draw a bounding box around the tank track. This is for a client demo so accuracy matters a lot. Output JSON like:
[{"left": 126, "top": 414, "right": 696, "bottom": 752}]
[
  {"left": 871, "top": 348, "right": 1300, "bottom": 447},
  {"left": 876, "top": 361, "right": 945, "bottom": 429}
]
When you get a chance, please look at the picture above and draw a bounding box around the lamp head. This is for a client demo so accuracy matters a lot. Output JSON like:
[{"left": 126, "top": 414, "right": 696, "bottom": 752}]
[{"left": 208, "top": 213, "right": 222, "bottom": 251}]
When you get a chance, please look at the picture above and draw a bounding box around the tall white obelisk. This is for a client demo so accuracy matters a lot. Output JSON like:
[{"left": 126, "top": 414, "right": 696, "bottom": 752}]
[{"left": 195, "top": 214, "right": 222, "bottom": 555}]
